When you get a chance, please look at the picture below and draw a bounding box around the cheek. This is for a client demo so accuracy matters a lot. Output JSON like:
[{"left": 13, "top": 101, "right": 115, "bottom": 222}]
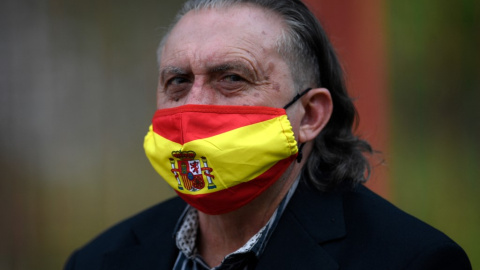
[
  {"left": 156, "top": 92, "right": 167, "bottom": 109},
  {"left": 286, "top": 114, "right": 299, "bottom": 139},
  {"left": 272, "top": 82, "right": 281, "bottom": 92},
  {"left": 156, "top": 94, "right": 177, "bottom": 109},
  {"left": 251, "top": 84, "right": 290, "bottom": 108}
]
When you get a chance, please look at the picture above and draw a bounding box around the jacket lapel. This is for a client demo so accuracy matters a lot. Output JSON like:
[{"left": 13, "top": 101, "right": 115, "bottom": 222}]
[{"left": 256, "top": 181, "right": 346, "bottom": 269}]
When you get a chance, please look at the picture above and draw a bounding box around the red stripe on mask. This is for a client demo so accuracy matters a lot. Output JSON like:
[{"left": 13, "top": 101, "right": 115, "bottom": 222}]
[{"left": 152, "top": 105, "right": 286, "bottom": 144}]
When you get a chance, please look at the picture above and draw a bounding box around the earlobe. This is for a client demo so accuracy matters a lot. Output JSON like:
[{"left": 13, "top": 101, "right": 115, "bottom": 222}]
[{"left": 298, "top": 88, "right": 333, "bottom": 143}]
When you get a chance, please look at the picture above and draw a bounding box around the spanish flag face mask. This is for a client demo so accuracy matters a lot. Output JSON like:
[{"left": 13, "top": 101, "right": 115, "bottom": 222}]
[{"left": 144, "top": 88, "right": 311, "bottom": 215}]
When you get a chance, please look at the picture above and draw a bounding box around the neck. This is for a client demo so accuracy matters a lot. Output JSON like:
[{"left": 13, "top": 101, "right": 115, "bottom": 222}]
[{"left": 196, "top": 158, "right": 305, "bottom": 267}]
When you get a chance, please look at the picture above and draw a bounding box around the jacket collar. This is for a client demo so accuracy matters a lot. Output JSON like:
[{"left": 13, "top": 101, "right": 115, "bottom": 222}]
[{"left": 256, "top": 180, "right": 346, "bottom": 269}]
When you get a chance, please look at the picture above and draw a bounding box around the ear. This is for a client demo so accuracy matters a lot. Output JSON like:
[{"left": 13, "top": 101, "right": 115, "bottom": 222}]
[{"left": 298, "top": 88, "right": 333, "bottom": 143}]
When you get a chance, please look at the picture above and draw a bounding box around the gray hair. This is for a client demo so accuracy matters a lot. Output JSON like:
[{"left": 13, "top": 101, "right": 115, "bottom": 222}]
[{"left": 158, "top": 0, "right": 373, "bottom": 191}]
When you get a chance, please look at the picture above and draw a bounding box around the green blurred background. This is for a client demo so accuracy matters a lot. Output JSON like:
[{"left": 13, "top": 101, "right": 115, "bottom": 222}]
[
  {"left": 0, "top": 0, "right": 478, "bottom": 269},
  {"left": 389, "top": 0, "right": 480, "bottom": 267}
]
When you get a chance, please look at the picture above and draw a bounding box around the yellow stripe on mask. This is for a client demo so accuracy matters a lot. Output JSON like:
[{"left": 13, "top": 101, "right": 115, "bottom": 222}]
[{"left": 144, "top": 115, "right": 297, "bottom": 195}]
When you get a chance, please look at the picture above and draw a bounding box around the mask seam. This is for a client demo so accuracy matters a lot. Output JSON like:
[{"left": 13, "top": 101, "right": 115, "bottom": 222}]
[
  {"left": 277, "top": 117, "right": 298, "bottom": 156},
  {"left": 180, "top": 112, "right": 185, "bottom": 145},
  {"left": 155, "top": 105, "right": 285, "bottom": 116}
]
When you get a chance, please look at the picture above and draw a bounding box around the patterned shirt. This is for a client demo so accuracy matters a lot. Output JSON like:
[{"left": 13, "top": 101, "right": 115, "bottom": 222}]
[{"left": 172, "top": 178, "right": 300, "bottom": 270}]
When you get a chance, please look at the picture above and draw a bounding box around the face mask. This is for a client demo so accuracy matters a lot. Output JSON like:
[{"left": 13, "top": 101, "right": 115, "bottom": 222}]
[{"left": 144, "top": 88, "right": 311, "bottom": 215}]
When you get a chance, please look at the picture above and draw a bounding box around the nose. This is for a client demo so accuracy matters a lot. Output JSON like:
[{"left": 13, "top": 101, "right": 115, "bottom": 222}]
[{"left": 183, "top": 78, "right": 217, "bottom": 105}]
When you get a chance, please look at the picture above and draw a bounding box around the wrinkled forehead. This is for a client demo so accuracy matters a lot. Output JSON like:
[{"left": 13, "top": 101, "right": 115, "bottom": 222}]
[{"left": 158, "top": 4, "right": 286, "bottom": 64}]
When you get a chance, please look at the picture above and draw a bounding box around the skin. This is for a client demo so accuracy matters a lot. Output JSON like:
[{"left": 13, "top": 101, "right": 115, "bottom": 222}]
[{"left": 157, "top": 4, "right": 333, "bottom": 267}]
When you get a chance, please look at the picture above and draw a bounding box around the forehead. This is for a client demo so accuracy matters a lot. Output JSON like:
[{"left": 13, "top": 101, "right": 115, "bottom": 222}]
[{"left": 160, "top": 5, "right": 286, "bottom": 68}]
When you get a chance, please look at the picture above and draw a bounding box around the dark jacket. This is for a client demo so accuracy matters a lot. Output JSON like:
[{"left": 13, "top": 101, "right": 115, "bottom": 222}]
[{"left": 65, "top": 181, "right": 471, "bottom": 269}]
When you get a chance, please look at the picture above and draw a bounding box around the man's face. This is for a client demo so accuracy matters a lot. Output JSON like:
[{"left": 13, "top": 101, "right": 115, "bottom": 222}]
[{"left": 157, "top": 5, "right": 296, "bottom": 111}]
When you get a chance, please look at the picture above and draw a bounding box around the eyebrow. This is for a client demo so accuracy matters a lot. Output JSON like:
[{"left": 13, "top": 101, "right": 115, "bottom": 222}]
[{"left": 160, "top": 61, "right": 257, "bottom": 83}]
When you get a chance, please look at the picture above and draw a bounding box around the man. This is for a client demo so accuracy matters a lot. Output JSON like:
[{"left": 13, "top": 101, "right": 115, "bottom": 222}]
[{"left": 65, "top": 0, "right": 471, "bottom": 269}]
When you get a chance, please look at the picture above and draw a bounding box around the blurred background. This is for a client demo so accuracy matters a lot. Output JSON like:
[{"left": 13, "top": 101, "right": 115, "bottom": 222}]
[{"left": 0, "top": 0, "right": 478, "bottom": 269}]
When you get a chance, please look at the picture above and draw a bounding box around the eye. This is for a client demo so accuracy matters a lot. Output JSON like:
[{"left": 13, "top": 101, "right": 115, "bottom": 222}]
[
  {"left": 167, "top": 76, "right": 190, "bottom": 86},
  {"left": 222, "top": 74, "right": 244, "bottom": 82}
]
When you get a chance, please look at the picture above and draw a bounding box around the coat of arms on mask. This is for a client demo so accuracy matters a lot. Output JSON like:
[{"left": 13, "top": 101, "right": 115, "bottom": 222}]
[{"left": 169, "top": 150, "right": 216, "bottom": 191}]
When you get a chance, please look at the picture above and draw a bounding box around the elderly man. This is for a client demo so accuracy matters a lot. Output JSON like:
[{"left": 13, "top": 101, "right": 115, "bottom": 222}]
[{"left": 65, "top": 0, "right": 471, "bottom": 269}]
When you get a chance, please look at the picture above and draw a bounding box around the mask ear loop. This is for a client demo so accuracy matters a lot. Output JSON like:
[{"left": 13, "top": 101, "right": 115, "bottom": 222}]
[
  {"left": 296, "top": 142, "right": 305, "bottom": 163},
  {"left": 283, "top": 87, "right": 312, "bottom": 163},
  {"left": 283, "top": 88, "right": 312, "bottom": 110}
]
